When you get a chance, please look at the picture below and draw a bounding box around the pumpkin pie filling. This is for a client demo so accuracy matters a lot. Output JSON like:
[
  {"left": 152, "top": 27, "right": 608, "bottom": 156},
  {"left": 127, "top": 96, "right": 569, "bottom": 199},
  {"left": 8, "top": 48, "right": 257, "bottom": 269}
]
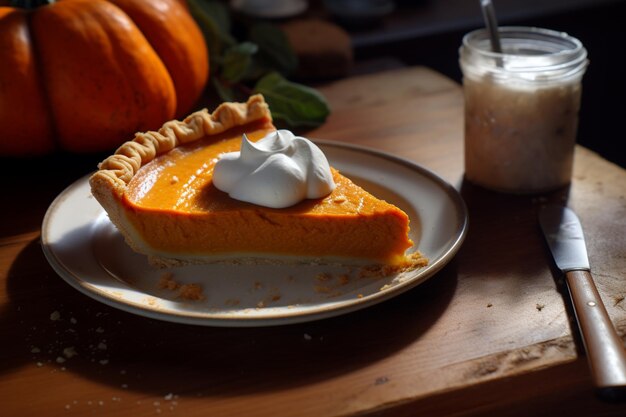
[{"left": 90, "top": 95, "right": 424, "bottom": 268}]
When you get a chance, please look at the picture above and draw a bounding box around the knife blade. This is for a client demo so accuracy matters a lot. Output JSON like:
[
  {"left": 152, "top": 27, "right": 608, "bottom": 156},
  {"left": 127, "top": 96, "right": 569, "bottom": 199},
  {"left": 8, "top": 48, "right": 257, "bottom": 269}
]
[{"left": 539, "top": 205, "right": 626, "bottom": 399}]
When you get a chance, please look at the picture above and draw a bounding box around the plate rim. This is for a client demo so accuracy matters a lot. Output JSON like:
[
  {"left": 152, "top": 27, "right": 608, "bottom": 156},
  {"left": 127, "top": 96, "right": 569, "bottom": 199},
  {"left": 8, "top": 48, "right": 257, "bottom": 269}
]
[{"left": 41, "top": 140, "right": 468, "bottom": 327}]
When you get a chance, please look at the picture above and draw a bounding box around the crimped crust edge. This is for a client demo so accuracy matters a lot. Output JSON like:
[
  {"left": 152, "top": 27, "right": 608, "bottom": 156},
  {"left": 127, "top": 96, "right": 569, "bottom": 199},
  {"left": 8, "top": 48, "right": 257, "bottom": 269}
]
[
  {"left": 88, "top": 95, "right": 272, "bottom": 260},
  {"left": 89, "top": 94, "right": 271, "bottom": 192}
]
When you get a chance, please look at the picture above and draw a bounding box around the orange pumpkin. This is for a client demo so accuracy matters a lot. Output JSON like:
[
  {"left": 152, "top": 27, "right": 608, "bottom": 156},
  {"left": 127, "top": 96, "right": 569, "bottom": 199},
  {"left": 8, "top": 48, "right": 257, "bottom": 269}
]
[{"left": 0, "top": 0, "right": 209, "bottom": 156}]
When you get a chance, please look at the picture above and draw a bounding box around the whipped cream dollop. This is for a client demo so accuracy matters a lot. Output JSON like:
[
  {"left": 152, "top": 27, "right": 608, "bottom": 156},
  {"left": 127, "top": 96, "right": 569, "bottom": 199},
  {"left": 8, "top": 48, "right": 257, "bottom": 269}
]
[{"left": 213, "top": 130, "right": 336, "bottom": 208}]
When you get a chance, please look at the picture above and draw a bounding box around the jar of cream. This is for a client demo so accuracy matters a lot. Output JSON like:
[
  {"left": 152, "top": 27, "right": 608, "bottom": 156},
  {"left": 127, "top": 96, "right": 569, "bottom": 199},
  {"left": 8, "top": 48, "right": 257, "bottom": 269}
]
[{"left": 459, "top": 27, "right": 588, "bottom": 193}]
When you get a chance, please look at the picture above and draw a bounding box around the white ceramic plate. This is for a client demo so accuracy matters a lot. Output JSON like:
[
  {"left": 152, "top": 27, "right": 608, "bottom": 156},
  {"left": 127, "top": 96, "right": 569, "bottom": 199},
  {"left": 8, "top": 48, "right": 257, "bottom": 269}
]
[{"left": 41, "top": 141, "right": 468, "bottom": 327}]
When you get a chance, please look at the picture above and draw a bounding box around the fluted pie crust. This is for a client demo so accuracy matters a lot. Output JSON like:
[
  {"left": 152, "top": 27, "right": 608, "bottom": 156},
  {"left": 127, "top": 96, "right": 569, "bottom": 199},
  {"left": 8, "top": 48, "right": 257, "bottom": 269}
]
[{"left": 90, "top": 95, "right": 426, "bottom": 272}]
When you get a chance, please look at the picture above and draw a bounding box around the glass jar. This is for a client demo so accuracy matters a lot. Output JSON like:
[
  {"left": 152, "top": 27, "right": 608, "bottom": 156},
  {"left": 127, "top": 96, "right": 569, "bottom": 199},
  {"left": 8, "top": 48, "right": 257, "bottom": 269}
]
[{"left": 459, "top": 27, "right": 588, "bottom": 193}]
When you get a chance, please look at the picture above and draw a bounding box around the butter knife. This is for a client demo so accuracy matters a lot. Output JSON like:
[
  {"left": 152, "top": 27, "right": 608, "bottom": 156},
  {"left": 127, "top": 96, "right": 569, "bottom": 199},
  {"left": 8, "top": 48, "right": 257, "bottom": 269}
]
[{"left": 539, "top": 205, "right": 626, "bottom": 398}]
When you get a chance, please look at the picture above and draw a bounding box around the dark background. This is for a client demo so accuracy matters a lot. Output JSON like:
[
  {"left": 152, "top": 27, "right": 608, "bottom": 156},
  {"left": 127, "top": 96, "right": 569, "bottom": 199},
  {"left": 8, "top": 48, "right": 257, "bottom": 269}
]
[{"left": 335, "top": 0, "right": 626, "bottom": 168}]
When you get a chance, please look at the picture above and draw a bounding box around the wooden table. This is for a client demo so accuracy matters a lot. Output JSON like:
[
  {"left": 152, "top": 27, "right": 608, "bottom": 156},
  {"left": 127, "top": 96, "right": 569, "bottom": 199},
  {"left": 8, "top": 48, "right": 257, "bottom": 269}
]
[{"left": 1, "top": 67, "right": 625, "bottom": 416}]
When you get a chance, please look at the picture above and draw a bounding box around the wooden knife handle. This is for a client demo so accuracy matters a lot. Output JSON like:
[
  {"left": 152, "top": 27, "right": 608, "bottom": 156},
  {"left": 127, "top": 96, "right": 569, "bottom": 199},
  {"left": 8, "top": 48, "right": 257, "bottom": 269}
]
[{"left": 565, "top": 270, "right": 626, "bottom": 397}]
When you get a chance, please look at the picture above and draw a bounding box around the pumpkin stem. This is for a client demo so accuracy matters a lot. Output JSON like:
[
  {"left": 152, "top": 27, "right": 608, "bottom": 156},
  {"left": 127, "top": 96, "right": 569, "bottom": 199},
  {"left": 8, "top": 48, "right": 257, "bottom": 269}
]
[{"left": 10, "top": 0, "right": 56, "bottom": 8}]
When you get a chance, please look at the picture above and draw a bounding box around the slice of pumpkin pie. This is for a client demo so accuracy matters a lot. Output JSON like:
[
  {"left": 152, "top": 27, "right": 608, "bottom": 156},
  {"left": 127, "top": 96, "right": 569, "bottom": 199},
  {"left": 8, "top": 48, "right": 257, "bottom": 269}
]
[{"left": 90, "top": 95, "right": 426, "bottom": 270}]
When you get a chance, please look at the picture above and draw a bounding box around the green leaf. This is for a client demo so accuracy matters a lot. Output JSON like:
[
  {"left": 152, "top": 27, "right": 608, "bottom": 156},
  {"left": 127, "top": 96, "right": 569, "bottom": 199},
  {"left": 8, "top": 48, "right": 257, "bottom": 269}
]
[
  {"left": 212, "top": 78, "right": 236, "bottom": 102},
  {"left": 186, "top": 0, "right": 235, "bottom": 70},
  {"left": 197, "top": 0, "right": 231, "bottom": 37},
  {"left": 186, "top": 1, "right": 331, "bottom": 127},
  {"left": 254, "top": 72, "right": 330, "bottom": 127},
  {"left": 249, "top": 23, "right": 298, "bottom": 76},
  {"left": 221, "top": 42, "right": 258, "bottom": 83}
]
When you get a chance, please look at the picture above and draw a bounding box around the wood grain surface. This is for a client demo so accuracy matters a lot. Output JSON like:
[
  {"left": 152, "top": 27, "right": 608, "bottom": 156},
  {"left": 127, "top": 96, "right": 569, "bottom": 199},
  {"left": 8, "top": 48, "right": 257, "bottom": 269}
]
[{"left": 1, "top": 66, "right": 625, "bottom": 416}]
